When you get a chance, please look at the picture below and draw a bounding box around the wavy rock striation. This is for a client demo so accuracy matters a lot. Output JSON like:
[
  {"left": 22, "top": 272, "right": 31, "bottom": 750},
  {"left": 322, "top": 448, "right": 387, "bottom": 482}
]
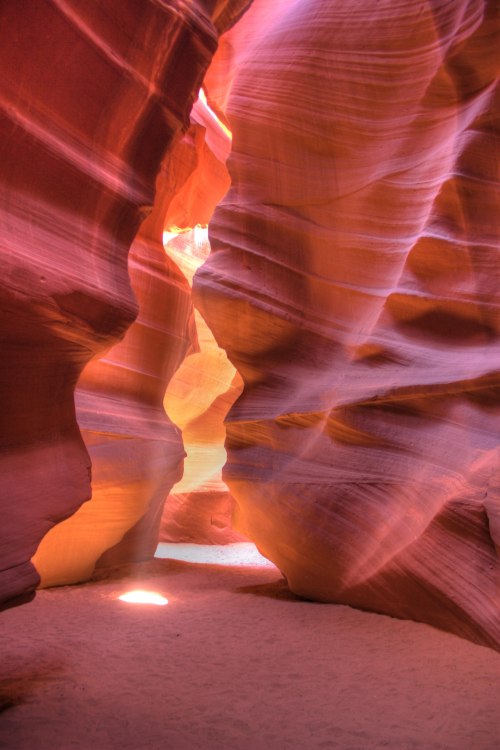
[
  {"left": 33, "top": 95, "right": 240, "bottom": 583},
  {"left": 194, "top": 0, "right": 500, "bottom": 648},
  {"left": 32, "top": 223, "right": 195, "bottom": 585},
  {"left": 1, "top": 0, "right": 249, "bottom": 603}
]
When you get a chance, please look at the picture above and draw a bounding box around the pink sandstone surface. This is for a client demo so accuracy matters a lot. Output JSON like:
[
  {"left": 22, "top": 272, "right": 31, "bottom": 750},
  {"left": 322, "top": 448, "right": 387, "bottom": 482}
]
[
  {"left": 193, "top": 0, "right": 500, "bottom": 648},
  {"left": 2, "top": 558, "right": 500, "bottom": 750},
  {"left": 1, "top": 0, "right": 499, "bottom": 654}
]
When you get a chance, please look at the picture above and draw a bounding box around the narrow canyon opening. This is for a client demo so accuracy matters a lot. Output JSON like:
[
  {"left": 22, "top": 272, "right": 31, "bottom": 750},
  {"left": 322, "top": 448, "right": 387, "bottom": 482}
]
[
  {"left": 160, "top": 223, "right": 246, "bottom": 545},
  {"left": 30, "top": 82, "right": 252, "bottom": 587}
]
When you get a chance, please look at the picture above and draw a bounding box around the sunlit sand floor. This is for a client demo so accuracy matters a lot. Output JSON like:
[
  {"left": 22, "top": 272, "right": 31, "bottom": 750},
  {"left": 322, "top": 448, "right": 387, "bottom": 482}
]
[
  {"left": 155, "top": 542, "right": 276, "bottom": 567},
  {"left": 1, "top": 543, "right": 500, "bottom": 750}
]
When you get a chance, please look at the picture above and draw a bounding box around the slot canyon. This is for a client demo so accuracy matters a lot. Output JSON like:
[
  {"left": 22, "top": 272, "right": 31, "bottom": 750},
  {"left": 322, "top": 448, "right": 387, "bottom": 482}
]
[{"left": 1, "top": 1, "right": 499, "bottom": 748}]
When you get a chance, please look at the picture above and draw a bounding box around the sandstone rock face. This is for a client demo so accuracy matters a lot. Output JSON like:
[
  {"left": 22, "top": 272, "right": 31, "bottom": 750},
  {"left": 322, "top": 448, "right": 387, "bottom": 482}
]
[
  {"left": 32, "top": 228, "right": 194, "bottom": 585},
  {"left": 194, "top": 0, "right": 500, "bottom": 648},
  {"left": 33, "top": 99, "right": 241, "bottom": 584},
  {"left": 1, "top": 0, "right": 248, "bottom": 603},
  {"left": 2, "top": 0, "right": 499, "bottom": 654},
  {"left": 160, "top": 490, "right": 246, "bottom": 544},
  {"left": 159, "top": 117, "right": 245, "bottom": 545}
]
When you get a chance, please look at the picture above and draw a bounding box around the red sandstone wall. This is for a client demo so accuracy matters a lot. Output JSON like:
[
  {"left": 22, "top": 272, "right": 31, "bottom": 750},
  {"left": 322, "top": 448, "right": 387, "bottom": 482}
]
[
  {"left": 194, "top": 0, "right": 500, "bottom": 648},
  {"left": 2, "top": 0, "right": 499, "bottom": 653},
  {"left": 32, "top": 94, "right": 238, "bottom": 584},
  {"left": 0, "top": 0, "right": 249, "bottom": 604}
]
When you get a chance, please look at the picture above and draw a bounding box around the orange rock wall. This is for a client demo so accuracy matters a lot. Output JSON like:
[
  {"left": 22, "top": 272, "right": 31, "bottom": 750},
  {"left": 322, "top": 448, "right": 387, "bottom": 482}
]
[
  {"left": 194, "top": 0, "right": 500, "bottom": 648},
  {"left": 161, "top": 229, "right": 245, "bottom": 545}
]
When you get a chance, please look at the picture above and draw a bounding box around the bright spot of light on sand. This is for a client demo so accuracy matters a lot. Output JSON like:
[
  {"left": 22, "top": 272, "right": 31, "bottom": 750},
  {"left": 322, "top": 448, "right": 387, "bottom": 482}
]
[{"left": 118, "top": 590, "right": 168, "bottom": 606}]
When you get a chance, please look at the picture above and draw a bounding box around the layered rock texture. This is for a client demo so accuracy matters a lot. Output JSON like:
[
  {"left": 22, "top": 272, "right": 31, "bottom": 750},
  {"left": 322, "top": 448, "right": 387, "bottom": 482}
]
[
  {"left": 0, "top": 0, "right": 249, "bottom": 603},
  {"left": 32, "top": 199, "right": 195, "bottom": 586},
  {"left": 2, "top": 0, "right": 500, "bottom": 652},
  {"left": 194, "top": 0, "right": 500, "bottom": 648}
]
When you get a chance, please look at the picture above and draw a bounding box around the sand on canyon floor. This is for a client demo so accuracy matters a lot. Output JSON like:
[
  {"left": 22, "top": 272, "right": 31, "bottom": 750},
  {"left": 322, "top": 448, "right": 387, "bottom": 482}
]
[{"left": 1, "top": 543, "right": 499, "bottom": 750}]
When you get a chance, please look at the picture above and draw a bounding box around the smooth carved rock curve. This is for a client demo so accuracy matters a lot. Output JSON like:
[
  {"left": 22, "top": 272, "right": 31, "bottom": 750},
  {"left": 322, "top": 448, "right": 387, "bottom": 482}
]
[
  {"left": 194, "top": 0, "right": 500, "bottom": 648},
  {"left": 0, "top": 0, "right": 244, "bottom": 606}
]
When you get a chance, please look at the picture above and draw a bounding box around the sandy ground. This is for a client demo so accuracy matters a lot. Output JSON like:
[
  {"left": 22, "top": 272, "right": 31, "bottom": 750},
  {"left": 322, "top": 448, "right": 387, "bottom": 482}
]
[{"left": 1, "top": 543, "right": 500, "bottom": 750}]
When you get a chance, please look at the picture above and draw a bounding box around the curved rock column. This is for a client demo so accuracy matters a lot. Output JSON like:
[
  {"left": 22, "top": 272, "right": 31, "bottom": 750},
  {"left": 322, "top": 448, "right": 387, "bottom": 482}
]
[
  {"left": 194, "top": 0, "right": 500, "bottom": 648},
  {"left": 1, "top": 0, "right": 251, "bottom": 604},
  {"left": 32, "top": 225, "right": 195, "bottom": 585},
  {"left": 30, "top": 1, "right": 253, "bottom": 587}
]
